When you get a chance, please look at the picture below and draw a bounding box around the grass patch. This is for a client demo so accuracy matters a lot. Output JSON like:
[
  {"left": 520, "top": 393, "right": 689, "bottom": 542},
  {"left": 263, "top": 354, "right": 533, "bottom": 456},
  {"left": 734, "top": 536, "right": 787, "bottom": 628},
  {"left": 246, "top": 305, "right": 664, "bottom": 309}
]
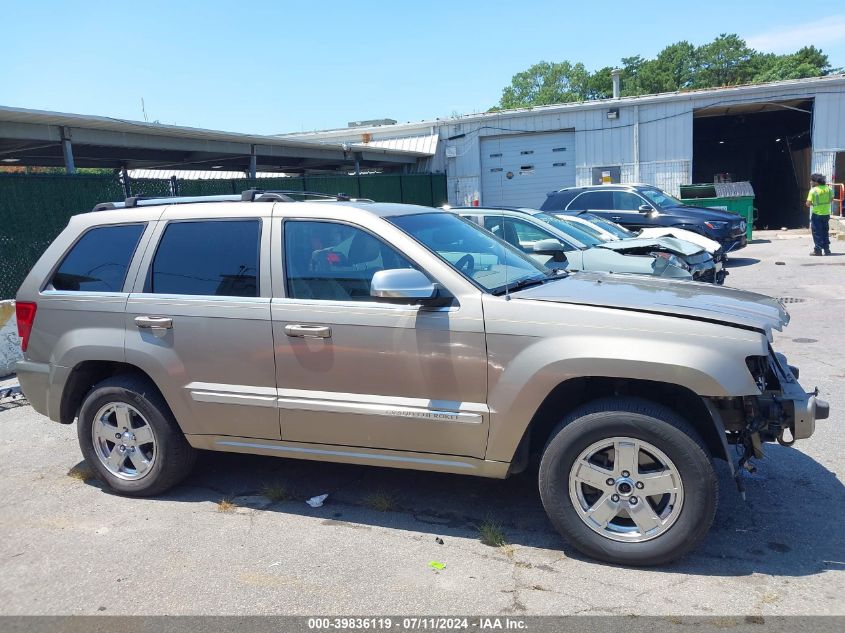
[
  {"left": 363, "top": 491, "right": 396, "bottom": 512},
  {"left": 217, "top": 497, "right": 237, "bottom": 513},
  {"left": 477, "top": 518, "right": 508, "bottom": 548},
  {"left": 67, "top": 463, "right": 98, "bottom": 482},
  {"left": 261, "top": 481, "right": 293, "bottom": 503}
]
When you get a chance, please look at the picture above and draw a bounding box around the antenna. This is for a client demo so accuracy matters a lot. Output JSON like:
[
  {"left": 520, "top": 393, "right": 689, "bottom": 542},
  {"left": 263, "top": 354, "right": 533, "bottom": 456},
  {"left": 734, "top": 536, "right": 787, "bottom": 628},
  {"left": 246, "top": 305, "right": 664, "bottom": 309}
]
[
  {"left": 498, "top": 114, "right": 510, "bottom": 300},
  {"left": 141, "top": 97, "right": 149, "bottom": 123}
]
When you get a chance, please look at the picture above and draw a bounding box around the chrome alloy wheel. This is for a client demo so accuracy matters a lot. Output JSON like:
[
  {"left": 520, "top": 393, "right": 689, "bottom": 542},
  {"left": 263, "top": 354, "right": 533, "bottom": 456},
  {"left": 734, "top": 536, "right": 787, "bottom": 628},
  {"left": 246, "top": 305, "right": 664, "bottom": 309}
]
[
  {"left": 569, "top": 437, "right": 684, "bottom": 542},
  {"left": 91, "top": 403, "right": 156, "bottom": 480}
]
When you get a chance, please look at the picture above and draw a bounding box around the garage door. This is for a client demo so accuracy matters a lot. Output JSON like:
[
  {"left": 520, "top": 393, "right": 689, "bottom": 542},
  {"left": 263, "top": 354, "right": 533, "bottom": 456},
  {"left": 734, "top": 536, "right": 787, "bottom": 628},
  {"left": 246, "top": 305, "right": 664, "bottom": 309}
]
[{"left": 480, "top": 131, "right": 575, "bottom": 208}]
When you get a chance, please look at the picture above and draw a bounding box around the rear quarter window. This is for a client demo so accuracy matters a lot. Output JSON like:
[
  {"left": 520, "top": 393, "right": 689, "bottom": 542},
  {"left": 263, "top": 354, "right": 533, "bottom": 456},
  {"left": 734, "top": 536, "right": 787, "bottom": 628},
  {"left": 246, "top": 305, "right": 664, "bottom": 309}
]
[
  {"left": 50, "top": 224, "right": 145, "bottom": 292},
  {"left": 539, "top": 191, "right": 576, "bottom": 211}
]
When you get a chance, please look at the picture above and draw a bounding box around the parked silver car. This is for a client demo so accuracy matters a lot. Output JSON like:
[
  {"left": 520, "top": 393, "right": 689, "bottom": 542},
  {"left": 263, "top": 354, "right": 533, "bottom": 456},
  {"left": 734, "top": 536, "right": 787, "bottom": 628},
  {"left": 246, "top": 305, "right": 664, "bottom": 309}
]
[
  {"left": 15, "top": 192, "right": 828, "bottom": 565},
  {"left": 456, "top": 207, "right": 718, "bottom": 282}
]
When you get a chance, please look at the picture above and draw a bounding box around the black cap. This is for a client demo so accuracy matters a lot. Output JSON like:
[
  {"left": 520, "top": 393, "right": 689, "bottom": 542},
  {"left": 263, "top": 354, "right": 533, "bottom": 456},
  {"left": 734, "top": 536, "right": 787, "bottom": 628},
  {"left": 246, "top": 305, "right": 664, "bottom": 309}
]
[{"left": 810, "top": 173, "right": 826, "bottom": 185}]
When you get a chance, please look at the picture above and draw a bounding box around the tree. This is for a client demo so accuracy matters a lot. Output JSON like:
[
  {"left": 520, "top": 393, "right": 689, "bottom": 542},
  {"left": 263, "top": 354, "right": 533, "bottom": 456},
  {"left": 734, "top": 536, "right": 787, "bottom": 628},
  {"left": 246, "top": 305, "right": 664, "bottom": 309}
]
[
  {"left": 652, "top": 41, "right": 699, "bottom": 91},
  {"left": 751, "top": 45, "right": 834, "bottom": 82},
  {"left": 494, "top": 35, "right": 835, "bottom": 109},
  {"left": 498, "top": 61, "right": 591, "bottom": 109},
  {"left": 694, "top": 34, "right": 755, "bottom": 87}
]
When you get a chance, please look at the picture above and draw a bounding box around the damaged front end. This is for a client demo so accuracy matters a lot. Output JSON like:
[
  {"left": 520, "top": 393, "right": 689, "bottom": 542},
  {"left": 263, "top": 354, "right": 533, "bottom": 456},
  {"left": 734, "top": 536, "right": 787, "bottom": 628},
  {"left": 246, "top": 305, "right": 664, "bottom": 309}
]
[{"left": 708, "top": 349, "right": 830, "bottom": 492}]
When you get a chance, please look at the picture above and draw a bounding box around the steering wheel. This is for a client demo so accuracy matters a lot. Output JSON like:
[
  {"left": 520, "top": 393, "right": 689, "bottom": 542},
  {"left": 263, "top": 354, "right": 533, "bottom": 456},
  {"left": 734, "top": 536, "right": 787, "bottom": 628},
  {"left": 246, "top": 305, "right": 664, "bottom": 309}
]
[{"left": 454, "top": 253, "right": 475, "bottom": 275}]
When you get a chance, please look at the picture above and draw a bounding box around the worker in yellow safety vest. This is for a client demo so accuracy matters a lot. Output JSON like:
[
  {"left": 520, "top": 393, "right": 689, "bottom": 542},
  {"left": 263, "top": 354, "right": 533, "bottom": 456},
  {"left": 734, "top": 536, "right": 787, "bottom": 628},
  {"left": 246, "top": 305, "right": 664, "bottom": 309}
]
[{"left": 806, "top": 173, "right": 833, "bottom": 256}]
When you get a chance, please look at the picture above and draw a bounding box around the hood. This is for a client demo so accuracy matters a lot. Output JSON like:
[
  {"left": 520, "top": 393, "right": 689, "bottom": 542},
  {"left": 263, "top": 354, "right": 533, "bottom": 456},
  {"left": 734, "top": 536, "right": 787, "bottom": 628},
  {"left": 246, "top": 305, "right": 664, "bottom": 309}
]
[
  {"left": 669, "top": 205, "right": 744, "bottom": 222},
  {"left": 637, "top": 228, "right": 721, "bottom": 254},
  {"left": 512, "top": 271, "right": 789, "bottom": 334},
  {"left": 597, "top": 236, "right": 703, "bottom": 257}
]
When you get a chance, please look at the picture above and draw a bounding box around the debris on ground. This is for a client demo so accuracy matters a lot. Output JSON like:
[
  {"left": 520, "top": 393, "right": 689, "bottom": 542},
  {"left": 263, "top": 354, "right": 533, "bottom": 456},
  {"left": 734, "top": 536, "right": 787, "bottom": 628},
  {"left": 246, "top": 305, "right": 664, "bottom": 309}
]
[
  {"left": 428, "top": 561, "right": 446, "bottom": 570},
  {"left": 306, "top": 494, "right": 329, "bottom": 508},
  {"left": 435, "top": 537, "right": 444, "bottom": 545},
  {"left": 775, "top": 261, "right": 786, "bottom": 265}
]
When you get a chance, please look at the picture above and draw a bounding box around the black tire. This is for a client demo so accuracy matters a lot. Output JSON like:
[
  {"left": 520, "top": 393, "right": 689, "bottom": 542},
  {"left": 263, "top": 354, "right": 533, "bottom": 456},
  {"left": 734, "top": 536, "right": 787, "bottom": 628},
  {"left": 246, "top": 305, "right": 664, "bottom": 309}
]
[
  {"left": 77, "top": 374, "right": 196, "bottom": 496},
  {"left": 538, "top": 397, "right": 717, "bottom": 566}
]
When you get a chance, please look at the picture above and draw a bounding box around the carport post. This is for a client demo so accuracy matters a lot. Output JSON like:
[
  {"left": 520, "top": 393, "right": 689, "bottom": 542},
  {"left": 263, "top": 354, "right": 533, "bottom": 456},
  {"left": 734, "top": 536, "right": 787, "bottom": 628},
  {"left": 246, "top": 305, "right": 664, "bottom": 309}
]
[
  {"left": 354, "top": 152, "right": 362, "bottom": 176},
  {"left": 249, "top": 145, "right": 257, "bottom": 179},
  {"left": 120, "top": 166, "right": 132, "bottom": 198},
  {"left": 60, "top": 127, "right": 75, "bottom": 174}
]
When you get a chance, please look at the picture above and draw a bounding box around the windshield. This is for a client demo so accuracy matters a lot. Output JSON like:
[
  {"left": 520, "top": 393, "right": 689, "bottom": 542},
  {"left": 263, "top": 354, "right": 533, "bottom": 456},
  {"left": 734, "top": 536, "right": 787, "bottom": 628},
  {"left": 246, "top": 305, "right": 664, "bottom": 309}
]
[
  {"left": 538, "top": 214, "right": 604, "bottom": 246},
  {"left": 580, "top": 213, "right": 634, "bottom": 239},
  {"left": 641, "top": 187, "right": 683, "bottom": 209},
  {"left": 388, "top": 212, "right": 553, "bottom": 295}
]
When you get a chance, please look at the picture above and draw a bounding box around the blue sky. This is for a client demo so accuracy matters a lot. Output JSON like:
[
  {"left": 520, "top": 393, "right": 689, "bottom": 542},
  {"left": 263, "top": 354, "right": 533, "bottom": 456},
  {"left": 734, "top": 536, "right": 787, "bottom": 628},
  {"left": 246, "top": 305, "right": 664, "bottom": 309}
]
[{"left": 2, "top": 1, "right": 844, "bottom": 135}]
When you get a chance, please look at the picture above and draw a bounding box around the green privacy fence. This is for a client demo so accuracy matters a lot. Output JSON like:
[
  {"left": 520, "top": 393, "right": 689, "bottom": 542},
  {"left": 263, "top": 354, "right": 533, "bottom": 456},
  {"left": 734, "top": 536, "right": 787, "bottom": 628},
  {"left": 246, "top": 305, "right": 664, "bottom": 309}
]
[{"left": 0, "top": 172, "right": 447, "bottom": 299}]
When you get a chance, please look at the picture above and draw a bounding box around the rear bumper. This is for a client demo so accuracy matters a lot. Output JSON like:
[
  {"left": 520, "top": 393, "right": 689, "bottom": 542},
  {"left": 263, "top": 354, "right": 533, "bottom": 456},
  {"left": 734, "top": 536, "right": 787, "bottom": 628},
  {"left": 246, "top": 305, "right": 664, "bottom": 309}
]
[
  {"left": 15, "top": 360, "right": 68, "bottom": 421},
  {"left": 15, "top": 360, "right": 50, "bottom": 416}
]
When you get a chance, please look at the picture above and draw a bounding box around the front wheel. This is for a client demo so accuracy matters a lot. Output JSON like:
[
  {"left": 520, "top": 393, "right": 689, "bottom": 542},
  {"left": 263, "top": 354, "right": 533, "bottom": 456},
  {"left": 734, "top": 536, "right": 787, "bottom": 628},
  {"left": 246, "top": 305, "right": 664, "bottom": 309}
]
[{"left": 538, "top": 397, "right": 717, "bottom": 566}]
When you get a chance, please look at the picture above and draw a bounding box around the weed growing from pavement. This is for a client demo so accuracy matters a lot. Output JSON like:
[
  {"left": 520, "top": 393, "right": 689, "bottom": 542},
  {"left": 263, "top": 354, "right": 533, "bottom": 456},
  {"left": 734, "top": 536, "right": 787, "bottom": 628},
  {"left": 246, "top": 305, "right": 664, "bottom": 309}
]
[
  {"left": 477, "top": 518, "right": 508, "bottom": 548},
  {"left": 217, "top": 497, "right": 237, "bottom": 513},
  {"left": 67, "top": 463, "right": 98, "bottom": 482},
  {"left": 261, "top": 481, "right": 293, "bottom": 503},
  {"left": 364, "top": 490, "right": 396, "bottom": 512}
]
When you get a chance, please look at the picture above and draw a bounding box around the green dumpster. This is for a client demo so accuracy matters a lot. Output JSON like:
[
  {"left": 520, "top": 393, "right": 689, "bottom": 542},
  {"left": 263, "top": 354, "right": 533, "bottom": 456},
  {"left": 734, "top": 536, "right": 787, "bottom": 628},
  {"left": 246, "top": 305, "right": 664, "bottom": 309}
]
[{"left": 679, "top": 182, "right": 754, "bottom": 240}]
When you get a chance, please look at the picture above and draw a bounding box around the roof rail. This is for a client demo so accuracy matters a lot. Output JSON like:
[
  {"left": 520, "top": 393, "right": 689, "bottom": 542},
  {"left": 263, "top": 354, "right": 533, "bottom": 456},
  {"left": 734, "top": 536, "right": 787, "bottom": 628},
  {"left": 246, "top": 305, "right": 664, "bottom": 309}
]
[
  {"left": 90, "top": 190, "right": 372, "bottom": 213},
  {"left": 240, "top": 189, "right": 361, "bottom": 202},
  {"left": 90, "top": 193, "right": 242, "bottom": 212}
]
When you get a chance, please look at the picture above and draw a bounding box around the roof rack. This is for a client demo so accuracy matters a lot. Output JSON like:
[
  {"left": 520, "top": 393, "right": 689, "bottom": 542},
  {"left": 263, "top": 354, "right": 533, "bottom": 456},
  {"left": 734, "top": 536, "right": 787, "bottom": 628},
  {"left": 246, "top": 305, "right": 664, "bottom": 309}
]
[
  {"left": 240, "top": 189, "right": 368, "bottom": 202},
  {"left": 91, "top": 194, "right": 242, "bottom": 212},
  {"left": 90, "top": 189, "right": 372, "bottom": 212}
]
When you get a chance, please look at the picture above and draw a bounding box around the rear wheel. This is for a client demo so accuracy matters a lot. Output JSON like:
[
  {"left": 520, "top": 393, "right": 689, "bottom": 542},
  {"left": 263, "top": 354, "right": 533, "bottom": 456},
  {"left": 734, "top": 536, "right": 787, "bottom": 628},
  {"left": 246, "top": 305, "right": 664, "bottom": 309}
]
[
  {"left": 77, "top": 374, "right": 196, "bottom": 496},
  {"left": 538, "top": 397, "right": 717, "bottom": 566}
]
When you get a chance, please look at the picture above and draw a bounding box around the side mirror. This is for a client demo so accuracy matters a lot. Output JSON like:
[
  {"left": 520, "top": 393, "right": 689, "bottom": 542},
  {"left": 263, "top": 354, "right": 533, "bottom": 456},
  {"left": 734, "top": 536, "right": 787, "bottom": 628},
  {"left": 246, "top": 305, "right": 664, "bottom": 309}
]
[
  {"left": 532, "top": 239, "right": 568, "bottom": 262},
  {"left": 638, "top": 204, "right": 653, "bottom": 213},
  {"left": 370, "top": 269, "right": 439, "bottom": 302}
]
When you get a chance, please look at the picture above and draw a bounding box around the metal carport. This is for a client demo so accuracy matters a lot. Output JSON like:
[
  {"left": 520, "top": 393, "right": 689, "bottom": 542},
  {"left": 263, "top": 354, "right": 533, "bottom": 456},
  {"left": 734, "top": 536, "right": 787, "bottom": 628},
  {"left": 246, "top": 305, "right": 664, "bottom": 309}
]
[{"left": 0, "top": 106, "right": 428, "bottom": 176}]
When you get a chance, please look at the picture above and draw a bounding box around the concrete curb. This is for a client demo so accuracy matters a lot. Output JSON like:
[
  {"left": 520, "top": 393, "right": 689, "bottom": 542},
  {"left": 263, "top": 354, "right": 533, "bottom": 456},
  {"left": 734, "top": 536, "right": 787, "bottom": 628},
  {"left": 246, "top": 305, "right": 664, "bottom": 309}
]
[{"left": 0, "top": 301, "right": 22, "bottom": 377}]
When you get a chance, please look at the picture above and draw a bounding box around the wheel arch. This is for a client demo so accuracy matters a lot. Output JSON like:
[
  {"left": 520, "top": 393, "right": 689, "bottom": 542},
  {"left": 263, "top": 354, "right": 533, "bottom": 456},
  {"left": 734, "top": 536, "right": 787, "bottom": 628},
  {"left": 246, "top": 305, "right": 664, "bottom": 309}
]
[
  {"left": 59, "top": 360, "right": 167, "bottom": 425},
  {"left": 505, "top": 376, "right": 731, "bottom": 474}
]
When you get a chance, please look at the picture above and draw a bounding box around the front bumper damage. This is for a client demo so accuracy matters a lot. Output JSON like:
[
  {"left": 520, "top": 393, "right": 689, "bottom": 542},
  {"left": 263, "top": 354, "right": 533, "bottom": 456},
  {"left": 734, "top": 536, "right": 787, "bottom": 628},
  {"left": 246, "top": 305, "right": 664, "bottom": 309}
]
[
  {"left": 709, "top": 350, "right": 829, "bottom": 493},
  {"left": 755, "top": 352, "right": 830, "bottom": 443}
]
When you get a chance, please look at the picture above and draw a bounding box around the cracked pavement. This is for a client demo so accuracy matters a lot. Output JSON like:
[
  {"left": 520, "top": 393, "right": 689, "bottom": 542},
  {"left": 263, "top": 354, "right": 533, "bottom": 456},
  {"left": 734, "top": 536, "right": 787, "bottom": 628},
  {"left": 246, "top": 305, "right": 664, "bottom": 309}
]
[{"left": 0, "top": 231, "right": 843, "bottom": 615}]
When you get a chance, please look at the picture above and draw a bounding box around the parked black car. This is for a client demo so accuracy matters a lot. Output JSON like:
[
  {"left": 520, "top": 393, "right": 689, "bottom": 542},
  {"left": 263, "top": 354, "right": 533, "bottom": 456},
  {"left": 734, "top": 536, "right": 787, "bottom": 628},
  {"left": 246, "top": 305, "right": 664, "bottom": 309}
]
[{"left": 540, "top": 184, "right": 747, "bottom": 253}]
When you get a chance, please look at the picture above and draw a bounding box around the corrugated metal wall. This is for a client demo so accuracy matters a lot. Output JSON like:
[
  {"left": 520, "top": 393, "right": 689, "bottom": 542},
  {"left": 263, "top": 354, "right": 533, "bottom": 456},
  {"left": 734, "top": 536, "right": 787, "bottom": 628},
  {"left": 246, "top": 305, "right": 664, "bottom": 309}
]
[{"left": 438, "top": 79, "right": 845, "bottom": 203}]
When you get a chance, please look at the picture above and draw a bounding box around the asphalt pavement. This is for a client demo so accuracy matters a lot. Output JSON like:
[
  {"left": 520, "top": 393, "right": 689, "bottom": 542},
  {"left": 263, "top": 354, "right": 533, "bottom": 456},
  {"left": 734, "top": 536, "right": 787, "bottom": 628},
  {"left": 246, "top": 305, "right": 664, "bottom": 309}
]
[{"left": 1, "top": 231, "right": 843, "bottom": 616}]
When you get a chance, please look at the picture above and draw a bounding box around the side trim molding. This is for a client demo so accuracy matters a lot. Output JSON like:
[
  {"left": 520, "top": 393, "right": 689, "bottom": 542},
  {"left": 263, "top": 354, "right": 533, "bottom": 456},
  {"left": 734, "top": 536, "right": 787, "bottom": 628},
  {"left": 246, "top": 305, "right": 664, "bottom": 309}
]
[{"left": 186, "top": 382, "right": 487, "bottom": 424}]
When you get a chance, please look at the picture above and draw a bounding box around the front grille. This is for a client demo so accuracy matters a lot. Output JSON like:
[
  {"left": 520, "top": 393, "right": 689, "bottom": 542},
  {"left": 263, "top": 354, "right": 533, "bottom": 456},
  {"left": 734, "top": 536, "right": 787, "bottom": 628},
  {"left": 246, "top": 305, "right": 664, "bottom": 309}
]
[{"left": 695, "top": 268, "right": 716, "bottom": 283}]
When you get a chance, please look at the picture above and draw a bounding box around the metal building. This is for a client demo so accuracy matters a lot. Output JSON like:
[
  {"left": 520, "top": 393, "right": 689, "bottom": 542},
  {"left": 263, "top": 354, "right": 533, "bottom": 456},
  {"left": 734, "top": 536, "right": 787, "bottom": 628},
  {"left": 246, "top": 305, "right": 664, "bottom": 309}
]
[{"left": 282, "top": 75, "right": 845, "bottom": 228}]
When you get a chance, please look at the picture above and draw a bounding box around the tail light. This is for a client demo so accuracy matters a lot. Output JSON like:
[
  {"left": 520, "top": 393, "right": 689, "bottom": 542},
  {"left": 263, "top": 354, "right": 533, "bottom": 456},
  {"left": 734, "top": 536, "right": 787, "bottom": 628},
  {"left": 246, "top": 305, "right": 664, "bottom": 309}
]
[{"left": 15, "top": 301, "right": 37, "bottom": 352}]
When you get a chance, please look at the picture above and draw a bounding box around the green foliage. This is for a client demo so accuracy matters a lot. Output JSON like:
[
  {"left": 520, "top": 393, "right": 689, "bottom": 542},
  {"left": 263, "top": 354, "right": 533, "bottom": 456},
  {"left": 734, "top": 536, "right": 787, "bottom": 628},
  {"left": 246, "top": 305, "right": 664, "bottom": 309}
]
[
  {"left": 499, "top": 60, "right": 592, "bottom": 109},
  {"left": 496, "top": 35, "right": 835, "bottom": 109}
]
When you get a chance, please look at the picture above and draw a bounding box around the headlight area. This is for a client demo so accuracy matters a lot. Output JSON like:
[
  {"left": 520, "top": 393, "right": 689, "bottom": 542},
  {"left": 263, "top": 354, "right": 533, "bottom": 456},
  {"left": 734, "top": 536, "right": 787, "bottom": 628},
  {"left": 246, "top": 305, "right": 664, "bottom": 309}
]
[{"left": 650, "top": 251, "right": 690, "bottom": 271}]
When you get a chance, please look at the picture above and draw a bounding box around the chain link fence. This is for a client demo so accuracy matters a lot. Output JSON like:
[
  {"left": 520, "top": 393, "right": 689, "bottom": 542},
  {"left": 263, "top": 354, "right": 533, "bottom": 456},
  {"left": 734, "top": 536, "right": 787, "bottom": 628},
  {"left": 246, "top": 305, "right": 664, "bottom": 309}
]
[{"left": 0, "top": 173, "right": 447, "bottom": 299}]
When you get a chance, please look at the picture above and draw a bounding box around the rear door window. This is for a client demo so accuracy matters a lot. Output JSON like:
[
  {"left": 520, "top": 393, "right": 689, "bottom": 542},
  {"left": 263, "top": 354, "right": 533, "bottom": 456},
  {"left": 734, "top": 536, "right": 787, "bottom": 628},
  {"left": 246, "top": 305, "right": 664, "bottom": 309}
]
[
  {"left": 50, "top": 224, "right": 145, "bottom": 292},
  {"left": 567, "top": 191, "right": 613, "bottom": 210},
  {"left": 612, "top": 191, "right": 648, "bottom": 210},
  {"left": 148, "top": 220, "right": 260, "bottom": 297}
]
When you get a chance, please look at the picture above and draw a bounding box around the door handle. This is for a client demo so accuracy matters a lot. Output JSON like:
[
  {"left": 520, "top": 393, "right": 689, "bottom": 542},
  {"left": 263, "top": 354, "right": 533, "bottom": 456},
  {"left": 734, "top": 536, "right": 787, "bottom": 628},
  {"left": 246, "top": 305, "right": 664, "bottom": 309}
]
[
  {"left": 285, "top": 324, "right": 332, "bottom": 339},
  {"left": 611, "top": 216, "right": 622, "bottom": 222},
  {"left": 135, "top": 316, "right": 173, "bottom": 329}
]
